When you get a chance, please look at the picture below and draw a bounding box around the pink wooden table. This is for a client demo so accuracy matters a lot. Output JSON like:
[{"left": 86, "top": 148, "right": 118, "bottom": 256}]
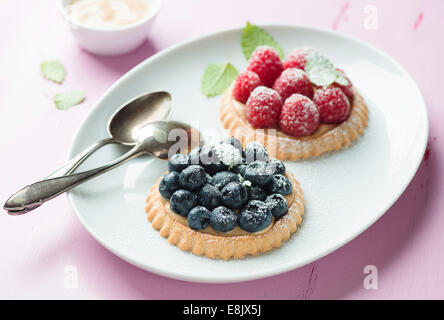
[{"left": 1, "top": 0, "right": 442, "bottom": 299}]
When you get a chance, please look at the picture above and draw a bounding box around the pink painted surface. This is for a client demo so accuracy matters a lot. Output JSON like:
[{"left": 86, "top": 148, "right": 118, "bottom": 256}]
[{"left": 0, "top": 0, "right": 442, "bottom": 299}]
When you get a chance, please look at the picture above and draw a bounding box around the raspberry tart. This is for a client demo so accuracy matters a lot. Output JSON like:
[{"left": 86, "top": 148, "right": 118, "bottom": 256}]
[
  {"left": 220, "top": 46, "right": 369, "bottom": 160},
  {"left": 145, "top": 139, "right": 305, "bottom": 260}
]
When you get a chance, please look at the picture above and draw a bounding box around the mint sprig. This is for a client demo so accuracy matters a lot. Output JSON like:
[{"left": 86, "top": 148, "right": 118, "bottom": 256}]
[
  {"left": 305, "top": 52, "right": 349, "bottom": 87},
  {"left": 241, "top": 22, "right": 284, "bottom": 60},
  {"left": 201, "top": 62, "right": 238, "bottom": 97}
]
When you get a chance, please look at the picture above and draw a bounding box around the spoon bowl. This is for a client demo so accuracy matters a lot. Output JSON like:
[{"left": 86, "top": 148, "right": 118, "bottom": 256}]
[
  {"left": 136, "top": 120, "right": 201, "bottom": 158},
  {"left": 108, "top": 91, "right": 172, "bottom": 145},
  {"left": 46, "top": 91, "right": 172, "bottom": 179}
]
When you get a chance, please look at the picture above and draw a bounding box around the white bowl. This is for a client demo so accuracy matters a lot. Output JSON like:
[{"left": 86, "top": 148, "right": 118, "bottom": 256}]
[{"left": 58, "top": 0, "right": 162, "bottom": 56}]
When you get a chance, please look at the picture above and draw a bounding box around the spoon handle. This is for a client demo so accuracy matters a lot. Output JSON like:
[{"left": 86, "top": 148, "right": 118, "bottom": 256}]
[
  {"left": 45, "top": 138, "right": 117, "bottom": 179},
  {"left": 4, "top": 145, "right": 144, "bottom": 215}
]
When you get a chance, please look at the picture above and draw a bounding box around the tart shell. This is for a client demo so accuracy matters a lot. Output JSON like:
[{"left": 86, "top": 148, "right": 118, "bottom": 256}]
[
  {"left": 145, "top": 172, "right": 305, "bottom": 260},
  {"left": 220, "top": 85, "right": 369, "bottom": 160}
]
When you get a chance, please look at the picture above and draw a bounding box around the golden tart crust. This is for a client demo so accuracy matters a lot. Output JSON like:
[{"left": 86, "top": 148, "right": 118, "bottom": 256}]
[
  {"left": 220, "top": 85, "right": 369, "bottom": 160},
  {"left": 145, "top": 172, "right": 305, "bottom": 260}
]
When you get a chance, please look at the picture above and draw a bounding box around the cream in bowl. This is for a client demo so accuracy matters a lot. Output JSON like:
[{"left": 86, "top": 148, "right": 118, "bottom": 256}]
[
  {"left": 59, "top": 0, "right": 162, "bottom": 56},
  {"left": 66, "top": 0, "right": 149, "bottom": 29}
]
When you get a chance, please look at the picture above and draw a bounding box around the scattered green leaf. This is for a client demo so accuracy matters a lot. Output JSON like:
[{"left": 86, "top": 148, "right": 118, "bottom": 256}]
[
  {"left": 201, "top": 62, "right": 238, "bottom": 97},
  {"left": 41, "top": 60, "right": 66, "bottom": 83},
  {"left": 54, "top": 91, "right": 85, "bottom": 110},
  {"left": 241, "top": 22, "right": 284, "bottom": 60},
  {"left": 305, "top": 52, "right": 349, "bottom": 87}
]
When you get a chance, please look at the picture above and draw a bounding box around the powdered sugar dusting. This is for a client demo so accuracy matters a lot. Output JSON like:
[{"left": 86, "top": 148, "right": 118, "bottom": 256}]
[
  {"left": 271, "top": 175, "right": 292, "bottom": 193},
  {"left": 221, "top": 84, "right": 368, "bottom": 161},
  {"left": 247, "top": 46, "right": 284, "bottom": 87},
  {"left": 279, "top": 94, "right": 320, "bottom": 137},
  {"left": 213, "top": 143, "right": 242, "bottom": 167},
  {"left": 273, "top": 67, "right": 314, "bottom": 100},
  {"left": 284, "top": 46, "right": 313, "bottom": 69},
  {"left": 246, "top": 86, "right": 283, "bottom": 128}
]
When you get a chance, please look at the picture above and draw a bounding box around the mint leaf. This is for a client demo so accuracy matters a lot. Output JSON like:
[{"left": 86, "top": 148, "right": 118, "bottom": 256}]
[
  {"left": 305, "top": 52, "right": 349, "bottom": 87},
  {"left": 41, "top": 60, "right": 66, "bottom": 84},
  {"left": 305, "top": 52, "right": 337, "bottom": 86},
  {"left": 335, "top": 71, "right": 349, "bottom": 86},
  {"left": 201, "top": 62, "right": 238, "bottom": 97},
  {"left": 54, "top": 91, "right": 85, "bottom": 110},
  {"left": 241, "top": 22, "right": 284, "bottom": 60}
]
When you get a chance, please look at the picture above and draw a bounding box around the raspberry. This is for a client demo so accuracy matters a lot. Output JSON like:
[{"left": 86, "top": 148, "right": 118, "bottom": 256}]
[
  {"left": 333, "top": 68, "right": 354, "bottom": 99},
  {"left": 246, "top": 86, "right": 283, "bottom": 128},
  {"left": 247, "top": 46, "right": 284, "bottom": 87},
  {"left": 272, "top": 68, "right": 314, "bottom": 101},
  {"left": 283, "top": 47, "right": 313, "bottom": 70},
  {"left": 313, "top": 87, "right": 350, "bottom": 123},
  {"left": 232, "top": 71, "right": 262, "bottom": 103},
  {"left": 279, "top": 94, "right": 320, "bottom": 137}
]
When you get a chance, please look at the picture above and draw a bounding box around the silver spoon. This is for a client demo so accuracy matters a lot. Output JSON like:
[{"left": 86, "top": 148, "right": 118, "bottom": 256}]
[
  {"left": 46, "top": 91, "right": 172, "bottom": 179},
  {"left": 4, "top": 120, "right": 201, "bottom": 215}
]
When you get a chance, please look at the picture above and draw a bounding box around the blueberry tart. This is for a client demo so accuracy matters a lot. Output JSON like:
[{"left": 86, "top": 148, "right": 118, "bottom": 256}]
[{"left": 145, "top": 139, "right": 305, "bottom": 260}]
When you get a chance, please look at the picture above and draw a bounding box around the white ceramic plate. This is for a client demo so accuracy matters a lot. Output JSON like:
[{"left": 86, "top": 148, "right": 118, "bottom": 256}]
[{"left": 68, "top": 25, "right": 428, "bottom": 283}]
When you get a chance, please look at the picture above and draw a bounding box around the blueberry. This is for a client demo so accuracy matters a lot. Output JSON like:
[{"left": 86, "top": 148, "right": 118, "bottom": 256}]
[
  {"left": 170, "top": 189, "right": 198, "bottom": 216},
  {"left": 205, "top": 173, "right": 213, "bottom": 184},
  {"left": 211, "top": 171, "right": 240, "bottom": 190},
  {"left": 266, "top": 174, "right": 293, "bottom": 195},
  {"left": 168, "top": 154, "right": 190, "bottom": 173},
  {"left": 238, "top": 200, "right": 273, "bottom": 232},
  {"left": 187, "top": 206, "right": 211, "bottom": 230},
  {"left": 230, "top": 164, "right": 247, "bottom": 177},
  {"left": 244, "top": 161, "right": 274, "bottom": 187},
  {"left": 198, "top": 183, "right": 222, "bottom": 210},
  {"left": 179, "top": 165, "right": 206, "bottom": 190},
  {"left": 265, "top": 194, "right": 289, "bottom": 219},
  {"left": 267, "top": 159, "right": 285, "bottom": 175},
  {"left": 221, "top": 181, "right": 248, "bottom": 210},
  {"left": 188, "top": 147, "right": 201, "bottom": 165},
  {"left": 210, "top": 206, "right": 237, "bottom": 233},
  {"left": 199, "top": 145, "right": 227, "bottom": 174},
  {"left": 247, "top": 185, "right": 267, "bottom": 201},
  {"left": 158, "top": 171, "right": 180, "bottom": 199},
  {"left": 220, "top": 137, "right": 243, "bottom": 154},
  {"left": 190, "top": 145, "right": 227, "bottom": 174},
  {"left": 245, "top": 142, "right": 268, "bottom": 163}
]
